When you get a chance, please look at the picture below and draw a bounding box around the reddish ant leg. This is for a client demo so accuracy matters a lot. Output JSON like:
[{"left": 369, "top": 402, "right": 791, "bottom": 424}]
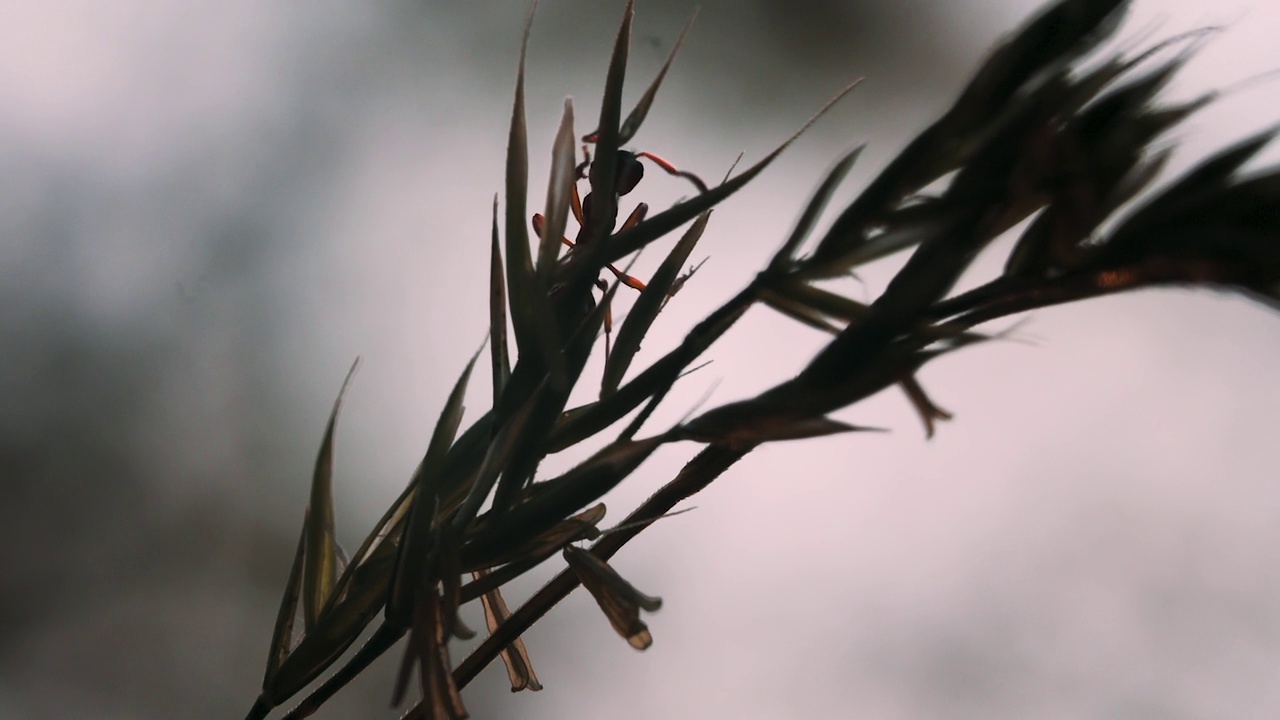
[
  {"left": 618, "top": 202, "right": 648, "bottom": 231},
  {"left": 531, "top": 200, "right": 647, "bottom": 291},
  {"left": 605, "top": 202, "right": 648, "bottom": 291},
  {"left": 632, "top": 151, "right": 708, "bottom": 194},
  {"left": 579, "top": 131, "right": 708, "bottom": 195}
]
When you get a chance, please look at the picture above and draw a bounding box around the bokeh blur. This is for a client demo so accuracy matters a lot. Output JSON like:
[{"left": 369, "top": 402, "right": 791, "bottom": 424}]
[{"left": 4, "top": 1, "right": 1280, "bottom": 718}]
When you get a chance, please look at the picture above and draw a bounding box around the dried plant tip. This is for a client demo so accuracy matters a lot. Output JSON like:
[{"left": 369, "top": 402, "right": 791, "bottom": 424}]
[
  {"left": 564, "top": 545, "right": 662, "bottom": 650},
  {"left": 302, "top": 359, "right": 360, "bottom": 632},
  {"left": 473, "top": 571, "right": 543, "bottom": 692},
  {"left": 899, "top": 375, "right": 953, "bottom": 439}
]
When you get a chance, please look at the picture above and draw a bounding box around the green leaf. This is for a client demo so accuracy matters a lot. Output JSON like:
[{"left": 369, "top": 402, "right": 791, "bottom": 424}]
[
  {"left": 302, "top": 359, "right": 358, "bottom": 632},
  {"left": 763, "top": 279, "right": 870, "bottom": 325}
]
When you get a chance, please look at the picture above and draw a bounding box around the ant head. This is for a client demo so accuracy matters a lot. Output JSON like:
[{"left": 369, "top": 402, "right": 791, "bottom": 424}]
[
  {"left": 615, "top": 151, "right": 644, "bottom": 196},
  {"left": 580, "top": 131, "right": 646, "bottom": 197}
]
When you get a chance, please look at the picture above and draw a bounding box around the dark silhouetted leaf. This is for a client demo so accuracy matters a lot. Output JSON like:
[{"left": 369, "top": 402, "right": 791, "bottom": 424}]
[
  {"left": 617, "top": 10, "right": 697, "bottom": 144},
  {"left": 564, "top": 545, "right": 662, "bottom": 650},
  {"left": 490, "top": 197, "right": 510, "bottom": 402},
  {"left": 473, "top": 572, "right": 543, "bottom": 692},
  {"left": 303, "top": 360, "right": 359, "bottom": 632},
  {"left": 602, "top": 210, "right": 711, "bottom": 395}
]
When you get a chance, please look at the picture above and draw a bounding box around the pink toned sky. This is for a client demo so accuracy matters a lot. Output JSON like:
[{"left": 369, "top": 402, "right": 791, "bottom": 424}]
[{"left": 3, "top": 2, "right": 1279, "bottom": 718}]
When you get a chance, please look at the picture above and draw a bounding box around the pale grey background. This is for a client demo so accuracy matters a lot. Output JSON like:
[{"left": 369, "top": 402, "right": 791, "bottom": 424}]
[{"left": 3, "top": 1, "right": 1280, "bottom": 718}]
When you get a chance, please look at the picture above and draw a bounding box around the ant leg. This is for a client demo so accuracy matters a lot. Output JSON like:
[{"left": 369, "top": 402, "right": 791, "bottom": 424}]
[
  {"left": 575, "top": 144, "right": 592, "bottom": 180},
  {"left": 634, "top": 151, "right": 708, "bottom": 193},
  {"left": 532, "top": 213, "right": 585, "bottom": 256},
  {"left": 537, "top": 211, "right": 648, "bottom": 291},
  {"left": 605, "top": 266, "right": 646, "bottom": 291},
  {"left": 602, "top": 202, "right": 649, "bottom": 290},
  {"left": 619, "top": 202, "right": 648, "bottom": 231}
]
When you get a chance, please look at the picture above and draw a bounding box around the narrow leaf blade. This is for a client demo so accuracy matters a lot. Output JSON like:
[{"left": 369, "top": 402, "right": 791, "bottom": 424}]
[
  {"left": 490, "top": 196, "right": 511, "bottom": 402},
  {"left": 536, "top": 99, "right": 577, "bottom": 283},
  {"left": 387, "top": 346, "right": 482, "bottom": 625},
  {"left": 603, "top": 80, "right": 861, "bottom": 266},
  {"left": 603, "top": 211, "right": 711, "bottom": 394},
  {"left": 618, "top": 10, "right": 697, "bottom": 144},
  {"left": 302, "top": 359, "right": 359, "bottom": 631}
]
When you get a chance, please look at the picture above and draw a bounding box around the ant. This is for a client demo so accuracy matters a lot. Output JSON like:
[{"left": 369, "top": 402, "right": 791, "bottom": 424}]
[{"left": 532, "top": 134, "right": 707, "bottom": 358}]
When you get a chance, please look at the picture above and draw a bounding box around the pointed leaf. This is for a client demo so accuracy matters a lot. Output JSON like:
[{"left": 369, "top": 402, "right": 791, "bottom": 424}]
[
  {"left": 265, "top": 543, "right": 402, "bottom": 706},
  {"left": 759, "top": 286, "right": 842, "bottom": 334},
  {"left": 603, "top": 210, "right": 711, "bottom": 394},
  {"left": 388, "top": 346, "right": 482, "bottom": 626},
  {"left": 504, "top": 6, "right": 535, "bottom": 351},
  {"left": 617, "top": 10, "right": 698, "bottom": 144},
  {"left": 681, "top": 406, "right": 878, "bottom": 444},
  {"left": 503, "top": 3, "right": 565, "bottom": 386},
  {"left": 601, "top": 80, "right": 861, "bottom": 266},
  {"left": 462, "top": 503, "right": 606, "bottom": 577},
  {"left": 464, "top": 437, "right": 665, "bottom": 565},
  {"left": 766, "top": 278, "right": 870, "bottom": 325},
  {"left": 451, "top": 381, "right": 545, "bottom": 534},
  {"left": 772, "top": 144, "right": 863, "bottom": 270},
  {"left": 555, "top": 0, "right": 633, "bottom": 307},
  {"left": 263, "top": 518, "right": 307, "bottom": 689},
  {"left": 536, "top": 99, "right": 577, "bottom": 283},
  {"left": 1113, "top": 127, "right": 1276, "bottom": 241},
  {"left": 302, "top": 359, "right": 358, "bottom": 632},
  {"left": 490, "top": 197, "right": 511, "bottom": 402},
  {"left": 549, "top": 296, "right": 752, "bottom": 451}
]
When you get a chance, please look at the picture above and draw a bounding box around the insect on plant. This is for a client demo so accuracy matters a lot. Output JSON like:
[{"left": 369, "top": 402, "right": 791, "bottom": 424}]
[
  {"left": 532, "top": 135, "right": 708, "bottom": 359},
  {"left": 244, "top": 1, "right": 1280, "bottom": 718}
]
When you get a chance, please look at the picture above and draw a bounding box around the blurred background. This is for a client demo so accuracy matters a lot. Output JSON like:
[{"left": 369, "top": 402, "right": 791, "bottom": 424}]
[{"left": 4, "top": 1, "right": 1280, "bottom": 718}]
